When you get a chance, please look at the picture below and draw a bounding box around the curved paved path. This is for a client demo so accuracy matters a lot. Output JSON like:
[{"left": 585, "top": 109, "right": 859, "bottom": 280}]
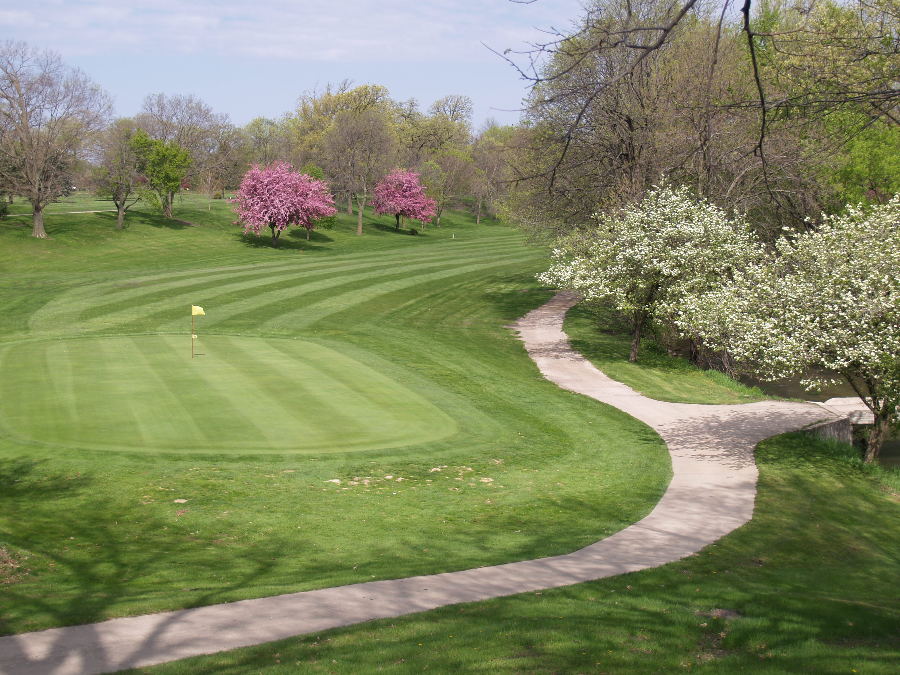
[{"left": 0, "top": 292, "right": 847, "bottom": 675}]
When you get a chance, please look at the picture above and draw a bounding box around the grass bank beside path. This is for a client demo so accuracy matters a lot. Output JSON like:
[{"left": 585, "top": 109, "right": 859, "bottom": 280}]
[
  {"left": 0, "top": 197, "right": 672, "bottom": 635},
  {"left": 125, "top": 433, "right": 900, "bottom": 675},
  {"left": 564, "top": 301, "right": 769, "bottom": 405}
]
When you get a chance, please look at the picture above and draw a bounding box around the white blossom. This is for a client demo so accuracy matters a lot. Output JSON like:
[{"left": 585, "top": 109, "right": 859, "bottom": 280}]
[
  {"left": 678, "top": 197, "right": 900, "bottom": 461},
  {"left": 539, "top": 183, "right": 760, "bottom": 361}
]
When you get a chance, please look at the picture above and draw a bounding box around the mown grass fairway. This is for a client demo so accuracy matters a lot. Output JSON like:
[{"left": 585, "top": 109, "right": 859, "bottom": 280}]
[
  {"left": 0, "top": 336, "right": 456, "bottom": 453},
  {"left": 0, "top": 198, "right": 671, "bottom": 635}
]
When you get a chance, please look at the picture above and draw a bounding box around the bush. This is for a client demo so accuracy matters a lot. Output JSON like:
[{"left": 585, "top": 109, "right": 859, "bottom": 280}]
[
  {"left": 314, "top": 215, "right": 336, "bottom": 230},
  {"left": 0, "top": 200, "right": 7, "bottom": 219},
  {"left": 408, "top": 227, "right": 419, "bottom": 235},
  {"left": 213, "top": 191, "right": 223, "bottom": 200}
]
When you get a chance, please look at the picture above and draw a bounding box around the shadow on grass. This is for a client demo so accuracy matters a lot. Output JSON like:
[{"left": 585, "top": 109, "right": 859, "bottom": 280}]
[
  {"left": 286, "top": 229, "right": 334, "bottom": 243},
  {"left": 0, "top": 458, "right": 292, "bottom": 671},
  {"left": 370, "top": 221, "right": 428, "bottom": 236},
  {"left": 566, "top": 301, "right": 694, "bottom": 373},
  {"left": 472, "top": 272, "right": 558, "bottom": 323},
  {"left": 235, "top": 231, "right": 329, "bottom": 252},
  {"left": 143, "top": 214, "right": 194, "bottom": 231},
  {"left": 1, "top": 480, "right": 666, "bottom": 673},
  {"left": 114, "top": 433, "right": 900, "bottom": 675}
]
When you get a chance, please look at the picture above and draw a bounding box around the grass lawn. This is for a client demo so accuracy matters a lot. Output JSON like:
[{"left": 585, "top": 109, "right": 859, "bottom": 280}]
[
  {"left": 4, "top": 196, "right": 899, "bottom": 674},
  {"left": 122, "top": 434, "right": 900, "bottom": 675},
  {"left": 564, "top": 301, "right": 769, "bottom": 404},
  {"left": 0, "top": 196, "right": 672, "bottom": 635}
]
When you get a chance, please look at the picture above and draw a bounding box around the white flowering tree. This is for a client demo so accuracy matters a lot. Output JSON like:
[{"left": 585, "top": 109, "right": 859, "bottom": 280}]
[
  {"left": 679, "top": 198, "right": 900, "bottom": 462},
  {"left": 539, "top": 184, "right": 761, "bottom": 362}
]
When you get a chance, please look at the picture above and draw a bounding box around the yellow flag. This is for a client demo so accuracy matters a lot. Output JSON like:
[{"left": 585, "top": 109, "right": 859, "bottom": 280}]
[{"left": 192, "top": 305, "right": 205, "bottom": 316}]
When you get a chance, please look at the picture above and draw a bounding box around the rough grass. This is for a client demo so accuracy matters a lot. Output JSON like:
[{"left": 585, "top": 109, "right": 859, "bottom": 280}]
[
  {"left": 124, "top": 433, "right": 900, "bottom": 675},
  {"left": 0, "top": 196, "right": 672, "bottom": 634},
  {"left": 564, "top": 301, "right": 769, "bottom": 404}
]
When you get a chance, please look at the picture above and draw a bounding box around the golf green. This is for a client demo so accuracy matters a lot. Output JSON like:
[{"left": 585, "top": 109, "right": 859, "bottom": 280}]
[{"left": 0, "top": 335, "right": 457, "bottom": 454}]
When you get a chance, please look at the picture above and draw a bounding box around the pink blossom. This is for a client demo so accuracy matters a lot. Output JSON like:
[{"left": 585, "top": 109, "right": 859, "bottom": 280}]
[
  {"left": 230, "top": 161, "right": 337, "bottom": 247},
  {"left": 371, "top": 168, "right": 436, "bottom": 229}
]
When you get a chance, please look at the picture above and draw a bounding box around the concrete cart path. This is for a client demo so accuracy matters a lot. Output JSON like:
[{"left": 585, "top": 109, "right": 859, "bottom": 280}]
[{"left": 0, "top": 292, "right": 856, "bottom": 675}]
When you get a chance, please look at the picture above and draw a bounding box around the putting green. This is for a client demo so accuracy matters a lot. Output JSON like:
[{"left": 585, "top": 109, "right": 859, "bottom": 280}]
[{"left": 0, "top": 336, "right": 457, "bottom": 454}]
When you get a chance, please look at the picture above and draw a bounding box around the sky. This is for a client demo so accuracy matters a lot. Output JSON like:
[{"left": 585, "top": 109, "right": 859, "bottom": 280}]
[{"left": 1, "top": 0, "right": 584, "bottom": 127}]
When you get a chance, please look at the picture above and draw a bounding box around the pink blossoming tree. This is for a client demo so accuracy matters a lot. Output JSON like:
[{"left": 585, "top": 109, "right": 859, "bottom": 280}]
[
  {"left": 371, "top": 168, "right": 436, "bottom": 231},
  {"left": 231, "top": 162, "right": 337, "bottom": 247}
]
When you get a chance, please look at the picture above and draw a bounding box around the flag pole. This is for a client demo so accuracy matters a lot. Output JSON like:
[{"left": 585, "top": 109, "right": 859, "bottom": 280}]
[{"left": 191, "top": 312, "right": 194, "bottom": 358}]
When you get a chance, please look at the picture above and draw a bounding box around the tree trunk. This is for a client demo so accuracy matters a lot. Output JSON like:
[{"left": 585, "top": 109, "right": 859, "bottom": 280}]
[
  {"left": 8, "top": 195, "right": 13, "bottom": 204},
  {"left": 476, "top": 197, "right": 482, "bottom": 226},
  {"left": 347, "top": 191, "right": 353, "bottom": 215},
  {"left": 395, "top": 213, "right": 401, "bottom": 230},
  {"left": 355, "top": 190, "right": 366, "bottom": 236},
  {"left": 864, "top": 410, "right": 894, "bottom": 462},
  {"left": 306, "top": 227, "right": 310, "bottom": 240},
  {"left": 270, "top": 224, "right": 280, "bottom": 248},
  {"left": 629, "top": 312, "right": 646, "bottom": 363},
  {"left": 116, "top": 202, "right": 126, "bottom": 229},
  {"left": 163, "top": 191, "right": 174, "bottom": 218},
  {"left": 31, "top": 204, "right": 47, "bottom": 238}
]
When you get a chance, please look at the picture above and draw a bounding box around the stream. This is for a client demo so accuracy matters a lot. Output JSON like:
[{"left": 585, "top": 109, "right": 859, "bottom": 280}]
[{"left": 739, "top": 373, "right": 899, "bottom": 469}]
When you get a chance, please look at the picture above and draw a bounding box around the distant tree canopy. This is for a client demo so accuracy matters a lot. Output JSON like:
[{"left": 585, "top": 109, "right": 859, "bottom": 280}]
[
  {"left": 502, "top": 0, "right": 900, "bottom": 241},
  {"left": 236, "top": 82, "right": 477, "bottom": 233}
]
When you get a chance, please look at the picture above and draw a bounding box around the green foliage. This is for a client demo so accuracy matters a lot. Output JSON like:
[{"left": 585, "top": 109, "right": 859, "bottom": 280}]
[
  {"left": 130, "top": 129, "right": 192, "bottom": 215},
  {"left": 827, "top": 114, "right": 900, "bottom": 207},
  {"left": 300, "top": 162, "right": 324, "bottom": 181},
  {"left": 0, "top": 199, "right": 7, "bottom": 220}
]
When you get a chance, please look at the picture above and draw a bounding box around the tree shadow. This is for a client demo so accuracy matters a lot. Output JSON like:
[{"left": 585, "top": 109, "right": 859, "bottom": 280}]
[
  {"left": 286, "top": 229, "right": 334, "bottom": 243},
  {"left": 0, "top": 482, "right": 664, "bottom": 673},
  {"left": 370, "top": 221, "right": 428, "bottom": 236},
  {"left": 0, "top": 458, "right": 291, "bottom": 673},
  {"left": 234, "top": 231, "right": 329, "bottom": 252},
  {"left": 134, "top": 214, "right": 194, "bottom": 231}
]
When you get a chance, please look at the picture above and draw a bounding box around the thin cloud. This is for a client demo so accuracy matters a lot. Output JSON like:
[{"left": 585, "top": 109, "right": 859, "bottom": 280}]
[{"left": 4, "top": 0, "right": 581, "bottom": 62}]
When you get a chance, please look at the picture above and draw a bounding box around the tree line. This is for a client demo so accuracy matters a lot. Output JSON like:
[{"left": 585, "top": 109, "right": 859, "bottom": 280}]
[
  {"left": 0, "top": 42, "right": 510, "bottom": 238},
  {"left": 528, "top": 0, "right": 900, "bottom": 461}
]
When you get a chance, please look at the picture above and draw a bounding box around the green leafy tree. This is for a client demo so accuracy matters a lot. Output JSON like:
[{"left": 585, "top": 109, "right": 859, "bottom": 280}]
[
  {"left": 828, "top": 115, "right": 900, "bottom": 207},
  {"left": 131, "top": 129, "right": 191, "bottom": 218}
]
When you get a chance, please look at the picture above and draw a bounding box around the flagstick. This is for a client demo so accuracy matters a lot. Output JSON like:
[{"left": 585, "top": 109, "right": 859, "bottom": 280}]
[{"left": 191, "top": 313, "right": 194, "bottom": 359}]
